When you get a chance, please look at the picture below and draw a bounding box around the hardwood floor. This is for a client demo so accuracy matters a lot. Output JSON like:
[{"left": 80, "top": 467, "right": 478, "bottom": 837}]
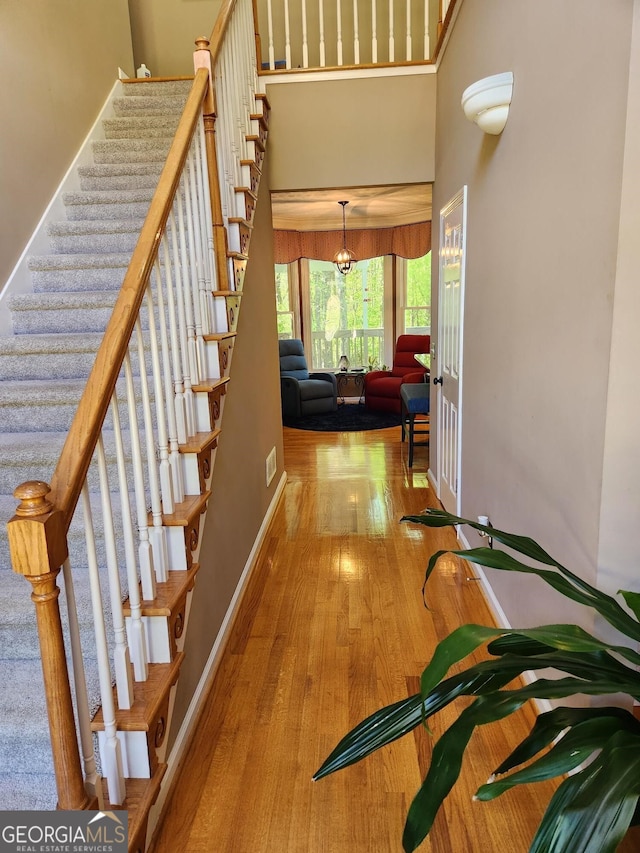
[{"left": 149, "top": 424, "right": 561, "bottom": 852}]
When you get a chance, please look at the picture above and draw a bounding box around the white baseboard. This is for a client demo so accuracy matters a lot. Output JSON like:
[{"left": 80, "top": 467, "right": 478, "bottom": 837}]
[
  {"left": 146, "top": 470, "right": 288, "bottom": 843},
  {"left": 455, "top": 527, "right": 553, "bottom": 716}
]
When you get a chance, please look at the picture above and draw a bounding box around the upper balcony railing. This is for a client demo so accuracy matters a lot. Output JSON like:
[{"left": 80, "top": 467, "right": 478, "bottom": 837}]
[{"left": 255, "top": 0, "right": 454, "bottom": 72}]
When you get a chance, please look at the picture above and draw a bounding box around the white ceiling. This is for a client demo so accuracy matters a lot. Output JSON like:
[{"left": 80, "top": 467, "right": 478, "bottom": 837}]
[{"left": 270, "top": 183, "right": 432, "bottom": 231}]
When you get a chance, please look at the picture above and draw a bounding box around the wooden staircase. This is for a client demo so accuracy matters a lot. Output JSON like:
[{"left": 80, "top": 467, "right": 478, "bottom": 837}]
[
  {"left": 92, "top": 89, "right": 271, "bottom": 852},
  {"left": 6, "top": 19, "right": 271, "bottom": 847}
]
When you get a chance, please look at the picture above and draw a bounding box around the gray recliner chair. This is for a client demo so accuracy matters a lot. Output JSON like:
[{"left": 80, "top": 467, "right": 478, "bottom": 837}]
[{"left": 278, "top": 339, "right": 338, "bottom": 418}]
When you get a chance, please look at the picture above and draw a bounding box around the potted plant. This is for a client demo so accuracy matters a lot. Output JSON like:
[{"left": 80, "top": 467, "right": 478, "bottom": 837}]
[{"left": 314, "top": 509, "right": 640, "bottom": 852}]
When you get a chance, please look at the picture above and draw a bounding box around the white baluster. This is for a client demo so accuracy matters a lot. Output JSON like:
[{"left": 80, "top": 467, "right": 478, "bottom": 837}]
[
  {"left": 81, "top": 483, "right": 126, "bottom": 806},
  {"left": 353, "top": 0, "right": 360, "bottom": 64},
  {"left": 184, "top": 155, "right": 211, "bottom": 338},
  {"left": 174, "top": 192, "right": 204, "bottom": 387},
  {"left": 336, "top": 0, "right": 343, "bottom": 65},
  {"left": 267, "top": 0, "right": 275, "bottom": 68},
  {"left": 196, "top": 120, "right": 216, "bottom": 292},
  {"left": 153, "top": 256, "right": 185, "bottom": 504},
  {"left": 406, "top": 0, "right": 412, "bottom": 59},
  {"left": 109, "top": 390, "right": 149, "bottom": 682},
  {"left": 168, "top": 209, "right": 197, "bottom": 439},
  {"left": 302, "top": 0, "right": 309, "bottom": 66},
  {"left": 123, "top": 352, "right": 156, "bottom": 602},
  {"left": 318, "top": 0, "right": 326, "bottom": 66},
  {"left": 284, "top": 0, "right": 292, "bottom": 68},
  {"left": 372, "top": 0, "right": 378, "bottom": 63},
  {"left": 61, "top": 556, "right": 103, "bottom": 806},
  {"left": 389, "top": 0, "right": 394, "bottom": 61},
  {"left": 423, "top": 0, "right": 429, "bottom": 59},
  {"left": 135, "top": 317, "right": 169, "bottom": 583},
  {"left": 192, "top": 135, "right": 215, "bottom": 323},
  {"left": 144, "top": 281, "right": 174, "bottom": 516},
  {"left": 95, "top": 435, "right": 134, "bottom": 710}
]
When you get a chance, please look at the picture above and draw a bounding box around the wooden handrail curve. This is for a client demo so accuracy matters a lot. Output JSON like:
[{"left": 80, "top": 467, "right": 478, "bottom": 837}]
[
  {"left": 208, "top": 0, "right": 240, "bottom": 67},
  {"left": 49, "top": 69, "right": 210, "bottom": 531}
]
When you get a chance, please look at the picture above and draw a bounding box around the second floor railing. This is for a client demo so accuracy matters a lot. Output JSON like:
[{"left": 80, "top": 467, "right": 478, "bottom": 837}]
[{"left": 256, "top": 0, "right": 455, "bottom": 71}]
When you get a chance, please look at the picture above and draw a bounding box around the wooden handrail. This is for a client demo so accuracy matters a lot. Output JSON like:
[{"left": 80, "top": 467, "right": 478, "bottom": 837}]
[
  {"left": 49, "top": 69, "right": 210, "bottom": 531},
  {"left": 258, "top": 58, "right": 434, "bottom": 75},
  {"left": 208, "top": 0, "right": 240, "bottom": 66}
]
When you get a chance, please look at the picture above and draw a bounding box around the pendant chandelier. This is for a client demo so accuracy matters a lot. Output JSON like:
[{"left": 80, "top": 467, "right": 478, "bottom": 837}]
[{"left": 333, "top": 200, "right": 356, "bottom": 275}]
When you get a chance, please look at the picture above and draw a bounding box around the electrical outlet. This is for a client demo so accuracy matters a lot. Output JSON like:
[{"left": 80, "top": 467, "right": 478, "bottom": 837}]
[{"left": 266, "top": 447, "right": 277, "bottom": 486}]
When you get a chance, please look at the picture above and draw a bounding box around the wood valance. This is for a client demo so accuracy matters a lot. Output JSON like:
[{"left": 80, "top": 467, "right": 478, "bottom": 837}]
[{"left": 273, "top": 221, "right": 431, "bottom": 264}]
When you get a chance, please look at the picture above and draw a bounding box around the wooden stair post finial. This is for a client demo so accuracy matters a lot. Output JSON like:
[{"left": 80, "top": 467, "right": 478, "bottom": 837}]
[
  {"left": 194, "top": 36, "right": 231, "bottom": 293},
  {"left": 7, "top": 481, "right": 91, "bottom": 811}
]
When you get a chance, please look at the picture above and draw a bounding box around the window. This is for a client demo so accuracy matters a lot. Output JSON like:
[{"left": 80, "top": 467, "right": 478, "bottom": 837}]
[
  {"left": 273, "top": 253, "right": 430, "bottom": 369},
  {"left": 399, "top": 253, "right": 431, "bottom": 335},
  {"left": 275, "top": 263, "right": 299, "bottom": 339},
  {"left": 303, "top": 258, "right": 387, "bottom": 370}
]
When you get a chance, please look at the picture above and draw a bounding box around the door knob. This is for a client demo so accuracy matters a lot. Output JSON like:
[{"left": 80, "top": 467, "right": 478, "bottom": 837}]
[{"left": 433, "top": 376, "right": 443, "bottom": 385}]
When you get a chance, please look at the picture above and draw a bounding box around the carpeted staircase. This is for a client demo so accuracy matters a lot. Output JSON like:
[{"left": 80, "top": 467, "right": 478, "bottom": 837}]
[{"left": 0, "top": 79, "right": 193, "bottom": 810}]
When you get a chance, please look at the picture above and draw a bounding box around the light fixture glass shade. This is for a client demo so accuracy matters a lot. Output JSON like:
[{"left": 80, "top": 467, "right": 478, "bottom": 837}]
[
  {"left": 333, "top": 246, "right": 356, "bottom": 274},
  {"left": 334, "top": 200, "right": 356, "bottom": 274}
]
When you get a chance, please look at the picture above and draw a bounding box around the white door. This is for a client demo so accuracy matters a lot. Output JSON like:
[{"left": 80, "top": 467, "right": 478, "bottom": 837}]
[{"left": 436, "top": 187, "right": 467, "bottom": 514}]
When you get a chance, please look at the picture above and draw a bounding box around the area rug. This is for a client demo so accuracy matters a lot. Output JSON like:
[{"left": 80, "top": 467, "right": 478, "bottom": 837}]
[{"left": 283, "top": 405, "right": 402, "bottom": 432}]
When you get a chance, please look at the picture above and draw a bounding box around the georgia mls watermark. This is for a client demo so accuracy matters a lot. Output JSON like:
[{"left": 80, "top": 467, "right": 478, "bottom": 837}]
[{"left": 0, "top": 811, "right": 128, "bottom": 853}]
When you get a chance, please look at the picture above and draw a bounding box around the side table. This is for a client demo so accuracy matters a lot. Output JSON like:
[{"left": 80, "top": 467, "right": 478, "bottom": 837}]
[{"left": 336, "top": 370, "right": 365, "bottom": 404}]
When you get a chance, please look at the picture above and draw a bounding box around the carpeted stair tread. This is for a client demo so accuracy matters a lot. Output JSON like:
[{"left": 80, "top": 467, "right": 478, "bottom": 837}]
[
  {"left": 62, "top": 189, "right": 155, "bottom": 222},
  {"left": 63, "top": 189, "right": 155, "bottom": 206},
  {"left": 28, "top": 252, "right": 132, "bottom": 271},
  {"left": 78, "top": 162, "right": 163, "bottom": 192},
  {"left": 49, "top": 220, "right": 144, "bottom": 255},
  {"left": 0, "top": 378, "right": 88, "bottom": 432},
  {"left": 121, "top": 80, "right": 193, "bottom": 97},
  {"left": 103, "top": 116, "right": 181, "bottom": 139},
  {"left": 92, "top": 138, "right": 174, "bottom": 165},
  {"left": 0, "top": 776, "right": 57, "bottom": 811},
  {"left": 0, "top": 331, "right": 104, "bottom": 356},
  {"left": 0, "top": 333, "right": 101, "bottom": 380},
  {"left": 113, "top": 95, "right": 191, "bottom": 117}
]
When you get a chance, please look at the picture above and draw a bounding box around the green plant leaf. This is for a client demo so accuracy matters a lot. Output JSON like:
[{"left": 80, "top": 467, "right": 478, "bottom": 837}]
[
  {"left": 316, "top": 645, "right": 640, "bottom": 785},
  {"left": 402, "top": 679, "right": 640, "bottom": 852},
  {"left": 487, "top": 625, "right": 640, "bottom": 668},
  {"left": 418, "top": 623, "right": 502, "bottom": 697},
  {"left": 492, "top": 705, "right": 637, "bottom": 775},
  {"left": 619, "top": 588, "right": 640, "bottom": 621},
  {"left": 530, "top": 731, "right": 640, "bottom": 853},
  {"left": 419, "top": 623, "right": 640, "bottom": 702},
  {"left": 476, "top": 713, "right": 640, "bottom": 801},
  {"left": 314, "top": 663, "right": 526, "bottom": 781},
  {"left": 403, "top": 510, "right": 640, "bottom": 642}
]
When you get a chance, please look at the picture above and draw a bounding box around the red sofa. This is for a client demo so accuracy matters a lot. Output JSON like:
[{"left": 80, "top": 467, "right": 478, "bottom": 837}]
[{"left": 364, "top": 334, "right": 430, "bottom": 413}]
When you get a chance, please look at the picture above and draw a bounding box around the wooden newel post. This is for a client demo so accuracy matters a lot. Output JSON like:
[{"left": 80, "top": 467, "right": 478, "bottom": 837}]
[
  {"left": 7, "top": 481, "right": 91, "bottom": 811},
  {"left": 194, "top": 36, "right": 231, "bottom": 292}
]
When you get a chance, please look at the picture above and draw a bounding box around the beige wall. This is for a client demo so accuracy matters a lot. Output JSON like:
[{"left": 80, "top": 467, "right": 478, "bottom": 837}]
[
  {"left": 597, "top": 1, "right": 640, "bottom": 615},
  {"left": 128, "top": 0, "right": 222, "bottom": 77},
  {"left": 0, "top": 1, "right": 134, "bottom": 287},
  {"left": 432, "top": 0, "right": 633, "bottom": 630},
  {"left": 169, "top": 159, "right": 284, "bottom": 744},
  {"left": 265, "top": 73, "right": 436, "bottom": 190}
]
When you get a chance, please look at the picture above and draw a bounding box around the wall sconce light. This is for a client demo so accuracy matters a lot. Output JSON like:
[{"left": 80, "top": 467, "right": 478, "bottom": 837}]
[
  {"left": 333, "top": 201, "right": 356, "bottom": 275},
  {"left": 461, "top": 71, "right": 514, "bottom": 135}
]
